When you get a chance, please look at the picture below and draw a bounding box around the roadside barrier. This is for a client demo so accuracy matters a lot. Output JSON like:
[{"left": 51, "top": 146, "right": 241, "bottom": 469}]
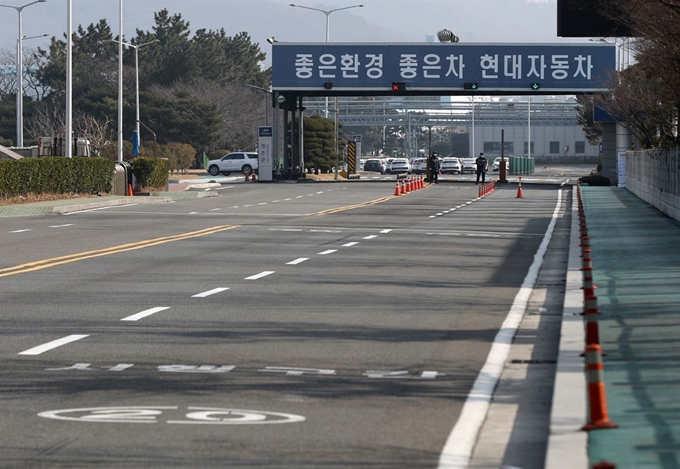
[
  {"left": 582, "top": 344, "right": 618, "bottom": 431},
  {"left": 516, "top": 176, "right": 524, "bottom": 198},
  {"left": 578, "top": 181, "right": 618, "bottom": 434},
  {"left": 478, "top": 180, "right": 496, "bottom": 197}
]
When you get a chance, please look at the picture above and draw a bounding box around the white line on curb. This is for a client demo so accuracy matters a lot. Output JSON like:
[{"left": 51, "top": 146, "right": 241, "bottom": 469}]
[{"left": 19, "top": 335, "right": 89, "bottom": 355}]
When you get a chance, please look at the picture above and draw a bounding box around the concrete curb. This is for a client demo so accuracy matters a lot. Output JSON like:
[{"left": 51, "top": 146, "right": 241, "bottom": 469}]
[
  {"left": 545, "top": 193, "right": 588, "bottom": 469},
  {"left": 52, "top": 196, "right": 173, "bottom": 214}
]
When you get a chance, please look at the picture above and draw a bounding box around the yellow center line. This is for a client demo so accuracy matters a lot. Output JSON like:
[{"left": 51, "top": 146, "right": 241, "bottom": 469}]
[
  {"left": 0, "top": 225, "right": 240, "bottom": 278},
  {"left": 308, "top": 195, "right": 398, "bottom": 216}
]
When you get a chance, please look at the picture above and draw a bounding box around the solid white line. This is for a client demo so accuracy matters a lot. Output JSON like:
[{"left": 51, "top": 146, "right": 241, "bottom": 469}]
[
  {"left": 287, "top": 258, "right": 309, "bottom": 265},
  {"left": 437, "top": 189, "right": 563, "bottom": 469},
  {"left": 363, "top": 235, "right": 378, "bottom": 240},
  {"left": 192, "top": 287, "right": 230, "bottom": 298},
  {"left": 64, "top": 205, "right": 136, "bottom": 215},
  {"left": 19, "top": 334, "right": 89, "bottom": 355},
  {"left": 245, "top": 271, "right": 275, "bottom": 280},
  {"left": 317, "top": 249, "right": 337, "bottom": 255},
  {"left": 342, "top": 242, "right": 359, "bottom": 247},
  {"left": 121, "top": 306, "right": 170, "bottom": 322}
]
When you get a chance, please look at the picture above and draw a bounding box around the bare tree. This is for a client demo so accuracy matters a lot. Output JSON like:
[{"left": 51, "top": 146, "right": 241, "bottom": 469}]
[
  {"left": 74, "top": 113, "right": 114, "bottom": 154},
  {"left": 0, "top": 47, "right": 48, "bottom": 102},
  {"left": 25, "top": 100, "right": 64, "bottom": 140},
  {"left": 0, "top": 48, "right": 17, "bottom": 101},
  {"left": 152, "top": 79, "right": 264, "bottom": 151}
]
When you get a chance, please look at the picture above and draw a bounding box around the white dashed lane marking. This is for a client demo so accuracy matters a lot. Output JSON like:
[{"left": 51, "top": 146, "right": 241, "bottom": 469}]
[
  {"left": 317, "top": 249, "right": 337, "bottom": 255},
  {"left": 287, "top": 258, "right": 309, "bottom": 265},
  {"left": 192, "top": 288, "right": 230, "bottom": 298},
  {"left": 245, "top": 271, "right": 275, "bottom": 280},
  {"left": 121, "top": 307, "right": 171, "bottom": 322},
  {"left": 19, "top": 335, "right": 89, "bottom": 356}
]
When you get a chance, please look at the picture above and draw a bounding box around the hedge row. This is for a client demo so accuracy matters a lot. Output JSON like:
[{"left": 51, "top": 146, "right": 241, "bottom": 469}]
[
  {"left": 0, "top": 157, "right": 114, "bottom": 198},
  {"left": 132, "top": 157, "right": 171, "bottom": 190}
]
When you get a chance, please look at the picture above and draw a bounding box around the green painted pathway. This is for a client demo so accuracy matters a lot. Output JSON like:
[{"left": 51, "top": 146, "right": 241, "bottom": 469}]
[{"left": 583, "top": 187, "right": 680, "bottom": 469}]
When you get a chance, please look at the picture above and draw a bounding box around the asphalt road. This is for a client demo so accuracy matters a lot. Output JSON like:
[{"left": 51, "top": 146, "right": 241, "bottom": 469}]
[{"left": 0, "top": 180, "right": 571, "bottom": 468}]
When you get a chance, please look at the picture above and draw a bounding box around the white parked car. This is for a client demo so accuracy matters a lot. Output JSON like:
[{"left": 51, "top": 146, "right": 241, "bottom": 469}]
[
  {"left": 207, "top": 152, "right": 259, "bottom": 176},
  {"left": 461, "top": 157, "right": 477, "bottom": 174},
  {"left": 388, "top": 158, "right": 411, "bottom": 174},
  {"left": 440, "top": 157, "right": 462, "bottom": 174},
  {"left": 411, "top": 158, "right": 427, "bottom": 174}
]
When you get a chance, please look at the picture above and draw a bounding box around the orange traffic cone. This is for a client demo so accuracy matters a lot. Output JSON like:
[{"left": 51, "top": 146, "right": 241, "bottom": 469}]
[
  {"left": 251, "top": 172, "right": 257, "bottom": 182},
  {"left": 400, "top": 179, "right": 406, "bottom": 195},
  {"left": 582, "top": 344, "right": 618, "bottom": 431},
  {"left": 244, "top": 172, "right": 250, "bottom": 182},
  {"left": 516, "top": 176, "right": 524, "bottom": 198},
  {"left": 394, "top": 180, "right": 401, "bottom": 196},
  {"left": 127, "top": 183, "right": 133, "bottom": 196}
]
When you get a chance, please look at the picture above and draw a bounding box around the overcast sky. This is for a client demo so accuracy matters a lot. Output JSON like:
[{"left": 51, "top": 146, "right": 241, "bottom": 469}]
[{"left": 0, "top": 0, "right": 590, "bottom": 64}]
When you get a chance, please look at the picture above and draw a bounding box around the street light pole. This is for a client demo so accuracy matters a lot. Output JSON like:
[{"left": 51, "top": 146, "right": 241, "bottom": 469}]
[
  {"left": 0, "top": 0, "right": 47, "bottom": 147},
  {"left": 289, "top": 3, "right": 364, "bottom": 118},
  {"left": 113, "top": 38, "right": 159, "bottom": 156},
  {"left": 244, "top": 84, "right": 273, "bottom": 126}
]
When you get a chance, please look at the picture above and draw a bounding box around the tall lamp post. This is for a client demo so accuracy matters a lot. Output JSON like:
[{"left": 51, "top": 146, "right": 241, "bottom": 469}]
[
  {"left": 0, "top": 0, "right": 47, "bottom": 147},
  {"left": 289, "top": 2, "right": 364, "bottom": 118},
  {"left": 244, "top": 84, "right": 273, "bottom": 126},
  {"left": 113, "top": 38, "right": 159, "bottom": 156}
]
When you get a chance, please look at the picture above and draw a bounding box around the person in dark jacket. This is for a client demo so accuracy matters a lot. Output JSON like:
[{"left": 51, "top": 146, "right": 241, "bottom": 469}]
[
  {"left": 429, "top": 152, "right": 441, "bottom": 184},
  {"left": 475, "top": 152, "right": 488, "bottom": 184}
]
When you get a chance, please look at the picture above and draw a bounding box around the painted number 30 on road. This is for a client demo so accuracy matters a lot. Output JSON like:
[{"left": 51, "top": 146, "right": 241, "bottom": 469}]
[{"left": 38, "top": 406, "right": 305, "bottom": 425}]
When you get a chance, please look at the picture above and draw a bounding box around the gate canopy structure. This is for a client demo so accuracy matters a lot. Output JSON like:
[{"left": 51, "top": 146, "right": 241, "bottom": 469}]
[
  {"left": 268, "top": 42, "right": 616, "bottom": 179},
  {"left": 272, "top": 42, "right": 616, "bottom": 96}
]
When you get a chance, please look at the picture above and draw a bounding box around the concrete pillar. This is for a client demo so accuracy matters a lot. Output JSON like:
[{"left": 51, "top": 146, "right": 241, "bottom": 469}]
[{"left": 600, "top": 122, "right": 617, "bottom": 185}]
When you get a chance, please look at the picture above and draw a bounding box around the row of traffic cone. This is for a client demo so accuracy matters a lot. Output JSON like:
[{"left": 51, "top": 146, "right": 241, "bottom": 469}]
[
  {"left": 576, "top": 181, "right": 619, "bottom": 445},
  {"left": 244, "top": 171, "right": 257, "bottom": 182},
  {"left": 478, "top": 180, "right": 496, "bottom": 197},
  {"left": 393, "top": 175, "right": 424, "bottom": 196}
]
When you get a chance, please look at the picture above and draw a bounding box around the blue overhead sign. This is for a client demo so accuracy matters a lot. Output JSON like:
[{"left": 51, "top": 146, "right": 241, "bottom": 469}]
[{"left": 272, "top": 43, "right": 615, "bottom": 93}]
